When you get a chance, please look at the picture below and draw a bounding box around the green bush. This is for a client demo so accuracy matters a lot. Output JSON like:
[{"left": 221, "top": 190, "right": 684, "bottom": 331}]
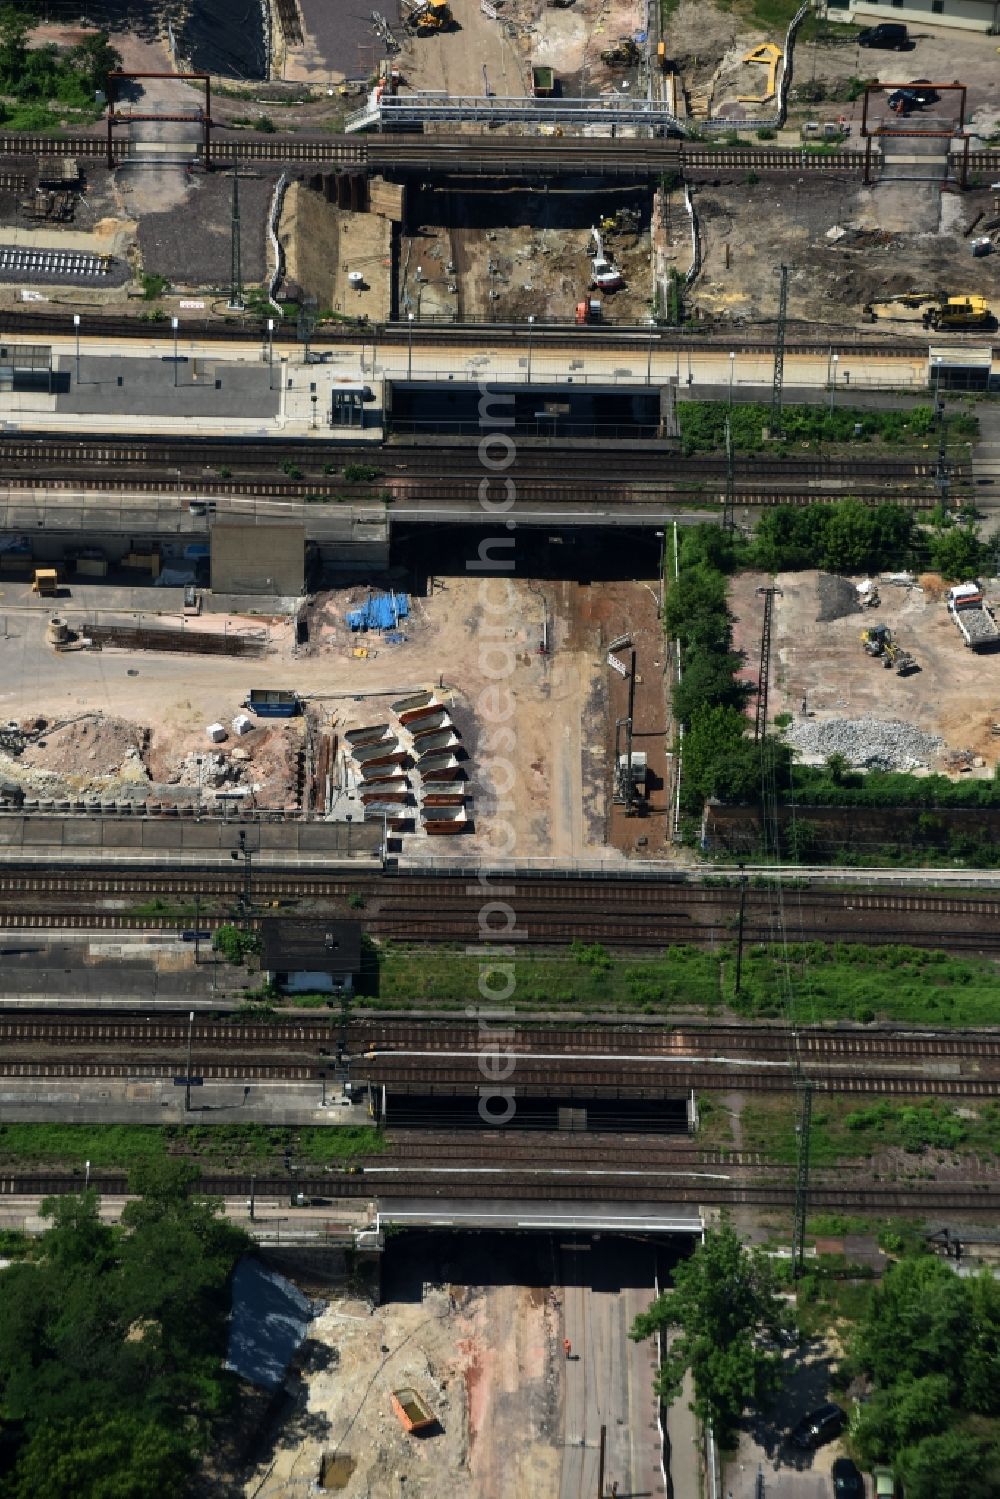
[
  {"left": 140, "top": 272, "right": 169, "bottom": 301},
  {"left": 212, "top": 925, "right": 261, "bottom": 965}
]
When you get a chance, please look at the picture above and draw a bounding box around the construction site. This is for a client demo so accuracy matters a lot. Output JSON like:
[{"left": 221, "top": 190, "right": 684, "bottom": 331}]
[
  {"left": 0, "top": 569, "right": 669, "bottom": 860},
  {"left": 0, "top": 0, "right": 996, "bottom": 334},
  {"left": 730, "top": 568, "right": 1000, "bottom": 777}
]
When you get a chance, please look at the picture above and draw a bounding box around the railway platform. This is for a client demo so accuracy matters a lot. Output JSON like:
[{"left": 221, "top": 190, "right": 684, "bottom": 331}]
[
  {"left": 375, "top": 1197, "right": 703, "bottom": 1235},
  {"left": 0, "top": 813, "right": 383, "bottom": 868}
]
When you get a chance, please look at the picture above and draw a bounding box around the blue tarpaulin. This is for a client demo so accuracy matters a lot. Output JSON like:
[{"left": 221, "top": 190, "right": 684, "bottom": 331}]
[
  {"left": 225, "top": 1258, "right": 315, "bottom": 1391},
  {"left": 346, "top": 591, "right": 410, "bottom": 632}
]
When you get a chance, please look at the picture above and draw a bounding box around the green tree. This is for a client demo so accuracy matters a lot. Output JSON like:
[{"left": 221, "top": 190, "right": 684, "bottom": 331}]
[
  {"left": 673, "top": 650, "right": 749, "bottom": 724},
  {"left": 927, "top": 523, "right": 984, "bottom": 581},
  {"left": 895, "top": 1430, "right": 997, "bottom": 1499},
  {"left": 0, "top": 1176, "right": 247, "bottom": 1497},
  {"left": 962, "top": 1271, "right": 1000, "bottom": 1414},
  {"left": 67, "top": 31, "right": 122, "bottom": 96},
  {"left": 629, "top": 1225, "right": 788, "bottom": 1442},
  {"left": 853, "top": 1255, "right": 970, "bottom": 1394},
  {"left": 9, "top": 1414, "right": 193, "bottom": 1499},
  {"left": 825, "top": 752, "right": 850, "bottom": 785},
  {"left": 853, "top": 1375, "right": 952, "bottom": 1465},
  {"left": 0, "top": 5, "right": 28, "bottom": 86}
]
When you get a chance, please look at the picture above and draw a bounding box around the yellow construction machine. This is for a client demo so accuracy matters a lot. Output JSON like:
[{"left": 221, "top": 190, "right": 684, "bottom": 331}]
[
  {"left": 405, "top": 0, "right": 452, "bottom": 33},
  {"left": 601, "top": 37, "right": 641, "bottom": 67},
  {"left": 923, "top": 295, "right": 992, "bottom": 331},
  {"left": 860, "top": 623, "right": 917, "bottom": 674}
]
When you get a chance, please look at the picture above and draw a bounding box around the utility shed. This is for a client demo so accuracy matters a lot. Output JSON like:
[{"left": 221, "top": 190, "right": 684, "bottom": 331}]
[{"left": 261, "top": 917, "right": 363, "bottom": 994}]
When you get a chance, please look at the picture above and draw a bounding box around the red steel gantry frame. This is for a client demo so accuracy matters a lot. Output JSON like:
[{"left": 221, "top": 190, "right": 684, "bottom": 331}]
[
  {"left": 105, "top": 71, "right": 212, "bottom": 171},
  {"left": 859, "top": 82, "right": 969, "bottom": 188}
]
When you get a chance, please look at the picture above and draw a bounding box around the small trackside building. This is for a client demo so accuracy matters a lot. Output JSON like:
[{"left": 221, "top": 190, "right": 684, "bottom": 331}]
[{"left": 261, "top": 918, "right": 363, "bottom": 995}]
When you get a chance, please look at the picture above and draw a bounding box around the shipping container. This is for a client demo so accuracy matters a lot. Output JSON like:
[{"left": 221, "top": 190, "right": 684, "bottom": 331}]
[{"left": 245, "top": 689, "right": 300, "bottom": 718}]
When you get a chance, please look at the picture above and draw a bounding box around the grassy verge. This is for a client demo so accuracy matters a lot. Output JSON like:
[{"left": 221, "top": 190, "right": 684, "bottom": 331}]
[
  {"left": 367, "top": 939, "right": 1000, "bottom": 1028},
  {"left": 0, "top": 1123, "right": 383, "bottom": 1173},
  {"left": 375, "top": 940, "right": 721, "bottom": 1010},
  {"left": 740, "top": 1094, "right": 1000, "bottom": 1166},
  {"left": 677, "top": 400, "right": 977, "bottom": 456},
  {"left": 732, "top": 943, "right": 1000, "bottom": 1027}
]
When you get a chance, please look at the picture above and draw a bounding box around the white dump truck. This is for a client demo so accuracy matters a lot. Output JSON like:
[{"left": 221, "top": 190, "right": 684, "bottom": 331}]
[{"left": 946, "top": 582, "right": 1000, "bottom": 651}]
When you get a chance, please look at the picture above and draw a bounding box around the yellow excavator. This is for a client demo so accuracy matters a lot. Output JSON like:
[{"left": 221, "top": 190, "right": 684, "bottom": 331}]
[
  {"left": 601, "top": 37, "right": 641, "bottom": 66},
  {"left": 405, "top": 0, "right": 452, "bottom": 33},
  {"left": 923, "top": 296, "right": 992, "bottom": 331}
]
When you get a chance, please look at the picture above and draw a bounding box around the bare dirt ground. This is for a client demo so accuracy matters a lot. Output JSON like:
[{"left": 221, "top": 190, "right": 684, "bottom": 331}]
[
  {"left": 280, "top": 184, "right": 392, "bottom": 318},
  {"left": 689, "top": 173, "right": 998, "bottom": 330},
  {"left": 729, "top": 568, "right": 1000, "bottom": 772},
  {"left": 576, "top": 576, "right": 673, "bottom": 855},
  {"left": 401, "top": 184, "right": 653, "bottom": 324},
  {"left": 394, "top": 0, "right": 646, "bottom": 101},
  {"left": 241, "top": 1281, "right": 563, "bottom": 1499},
  {"left": 0, "top": 575, "right": 671, "bottom": 859},
  {"left": 239, "top": 1237, "right": 663, "bottom": 1499}
]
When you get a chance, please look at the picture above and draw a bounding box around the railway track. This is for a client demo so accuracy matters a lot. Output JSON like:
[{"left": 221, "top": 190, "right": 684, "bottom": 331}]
[
  {"left": 4, "top": 128, "right": 996, "bottom": 180},
  {"left": 0, "top": 443, "right": 959, "bottom": 509},
  {"left": 7, "top": 1011, "right": 1000, "bottom": 1095},
  {"left": 360, "top": 1060, "right": 1000, "bottom": 1099},
  {"left": 8, "top": 1014, "right": 1000, "bottom": 1064},
  {"left": 0, "top": 436, "right": 962, "bottom": 512},
  {"left": 1, "top": 869, "right": 999, "bottom": 953},
  {"left": 0, "top": 439, "right": 958, "bottom": 484},
  {"left": 0, "top": 1170, "right": 995, "bottom": 1212},
  {"left": 0, "top": 305, "right": 930, "bottom": 357},
  {"left": 2, "top": 1050, "right": 998, "bottom": 1099}
]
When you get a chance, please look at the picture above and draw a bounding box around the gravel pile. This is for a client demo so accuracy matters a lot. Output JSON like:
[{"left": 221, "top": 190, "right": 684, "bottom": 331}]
[
  {"left": 816, "top": 573, "right": 861, "bottom": 623},
  {"left": 786, "top": 716, "right": 943, "bottom": 771},
  {"left": 954, "top": 604, "right": 998, "bottom": 643}
]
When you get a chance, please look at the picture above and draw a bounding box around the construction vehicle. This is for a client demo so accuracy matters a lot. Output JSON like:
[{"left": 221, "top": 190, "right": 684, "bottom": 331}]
[
  {"left": 947, "top": 582, "right": 1000, "bottom": 651},
  {"left": 861, "top": 623, "right": 890, "bottom": 656},
  {"left": 403, "top": 0, "right": 452, "bottom": 34},
  {"left": 600, "top": 37, "right": 641, "bottom": 67},
  {"left": 922, "top": 295, "right": 992, "bottom": 331},
  {"left": 589, "top": 227, "right": 625, "bottom": 291},
  {"left": 883, "top": 640, "right": 917, "bottom": 675},
  {"left": 861, "top": 622, "right": 917, "bottom": 673},
  {"left": 31, "top": 568, "right": 58, "bottom": 596}
]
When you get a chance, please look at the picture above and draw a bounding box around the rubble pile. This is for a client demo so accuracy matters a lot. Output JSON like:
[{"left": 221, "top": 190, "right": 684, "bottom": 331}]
[{"left": 786, "top": 715, "right": 943, "bottom": 772}]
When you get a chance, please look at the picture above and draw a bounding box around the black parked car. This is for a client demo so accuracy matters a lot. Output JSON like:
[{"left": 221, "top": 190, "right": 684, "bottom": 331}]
[
  {"left": 790, "top": 1403, "right": 847, "bottom": 1450},
  {"left": 833, "top": 1457, "right": 865, "bottom": 1499},
  {"left": 857, "top": 22, "right": 909, "bottom": 48},
  {"left": 887, "top": 88, "right": 921, "bottom": 113},
  {"left": 909, "top": 79, "right": 940, "bottom": 105}
]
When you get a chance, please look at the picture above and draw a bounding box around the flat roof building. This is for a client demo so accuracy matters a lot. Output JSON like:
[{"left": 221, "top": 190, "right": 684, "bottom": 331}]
[{"left": 261, "top": 918, "right": 363, "bottom": 994}]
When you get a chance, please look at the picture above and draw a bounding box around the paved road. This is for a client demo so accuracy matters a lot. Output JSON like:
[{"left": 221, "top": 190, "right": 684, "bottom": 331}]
[{"left": 559, "top": 1240, "right": 665, "bottom": 1499}]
